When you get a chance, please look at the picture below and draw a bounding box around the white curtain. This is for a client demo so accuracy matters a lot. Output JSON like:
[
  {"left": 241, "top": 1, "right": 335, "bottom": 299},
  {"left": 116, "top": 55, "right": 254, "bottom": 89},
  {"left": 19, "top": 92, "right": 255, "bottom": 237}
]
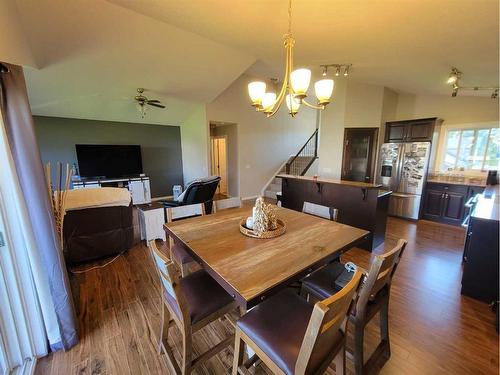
[{"left": 0, "top": 103, "right": 55, "bottom": 373}]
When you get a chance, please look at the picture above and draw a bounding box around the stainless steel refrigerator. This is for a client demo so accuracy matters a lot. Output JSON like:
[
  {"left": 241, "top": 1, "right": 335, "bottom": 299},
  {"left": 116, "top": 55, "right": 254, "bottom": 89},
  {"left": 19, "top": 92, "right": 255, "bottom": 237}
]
[{"left": 376, "top": 142, "right": 431, "bottom": 220}]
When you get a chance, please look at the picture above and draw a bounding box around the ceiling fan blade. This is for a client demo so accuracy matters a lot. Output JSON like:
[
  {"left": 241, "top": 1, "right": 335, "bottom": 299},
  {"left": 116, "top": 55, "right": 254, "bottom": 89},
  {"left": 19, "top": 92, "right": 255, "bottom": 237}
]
[
  {"left": 147, "top": 99, "right": 160, "bottom": 103},
  {"left": 147, "top": 102, "right": 166, "bottom": 109}
]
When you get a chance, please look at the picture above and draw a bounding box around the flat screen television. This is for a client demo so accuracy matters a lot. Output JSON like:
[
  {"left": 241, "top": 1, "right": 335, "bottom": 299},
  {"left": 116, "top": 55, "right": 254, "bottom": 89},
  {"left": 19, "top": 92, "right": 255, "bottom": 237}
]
[{"left": 76, "top": 144, "right": 143, "bottom": 178}]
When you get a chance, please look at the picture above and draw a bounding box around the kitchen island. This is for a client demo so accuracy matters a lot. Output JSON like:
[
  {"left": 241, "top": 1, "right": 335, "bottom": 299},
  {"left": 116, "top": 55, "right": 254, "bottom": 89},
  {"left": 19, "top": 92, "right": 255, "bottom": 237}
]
[
  {"left": 461, "top": 185, "right": 499, "bottom": 306},
  {"left": 277, "top": 174, "right": 391, "bottom": 251}
]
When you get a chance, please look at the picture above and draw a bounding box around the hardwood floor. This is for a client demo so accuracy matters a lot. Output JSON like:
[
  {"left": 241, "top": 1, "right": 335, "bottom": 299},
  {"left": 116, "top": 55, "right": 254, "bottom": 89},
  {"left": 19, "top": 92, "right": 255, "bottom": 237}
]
[{"left": 35, "top": 217, "right": 499, "bottom": 375}]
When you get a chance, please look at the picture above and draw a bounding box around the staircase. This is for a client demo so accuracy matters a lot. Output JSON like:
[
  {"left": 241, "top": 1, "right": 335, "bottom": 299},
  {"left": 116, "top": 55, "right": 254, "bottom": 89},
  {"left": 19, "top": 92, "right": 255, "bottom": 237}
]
[{"left": 263, "top": 129, "right": 319, "bottom": 200}]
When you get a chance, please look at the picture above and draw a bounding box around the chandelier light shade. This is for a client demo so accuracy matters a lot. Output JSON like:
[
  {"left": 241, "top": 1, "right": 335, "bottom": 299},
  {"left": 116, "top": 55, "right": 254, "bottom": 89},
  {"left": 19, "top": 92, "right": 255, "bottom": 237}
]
[
  {"left": 285, "top": 94, "right": 301, "bottom": 115},
  {"left": 246, "top": 0, "right": 338, "bottom": 118},
  {"left": 314, "top": 79, "right": 334, "bottom": 104},
  {"left": 262, "top": 92, "right": 277, "bottom": 113},
  {"left": 248, "top": 81, "right": 267, "bottom": 106},
  {"left": 290, "top": 68, "right": 312, "bottom": 98}
]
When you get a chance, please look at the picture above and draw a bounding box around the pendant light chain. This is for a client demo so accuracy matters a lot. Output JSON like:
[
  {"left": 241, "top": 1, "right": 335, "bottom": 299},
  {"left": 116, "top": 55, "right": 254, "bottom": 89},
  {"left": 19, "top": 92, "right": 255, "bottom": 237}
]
[{"left": 288, "top": 0, "right": 292, "bottom": 35}]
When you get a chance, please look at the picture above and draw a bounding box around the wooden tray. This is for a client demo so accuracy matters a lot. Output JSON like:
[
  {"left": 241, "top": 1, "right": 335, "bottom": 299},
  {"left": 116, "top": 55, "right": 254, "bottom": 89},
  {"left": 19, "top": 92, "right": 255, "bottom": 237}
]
[{"left": 239, "top": 218, "right": 286, "bottom": 239}]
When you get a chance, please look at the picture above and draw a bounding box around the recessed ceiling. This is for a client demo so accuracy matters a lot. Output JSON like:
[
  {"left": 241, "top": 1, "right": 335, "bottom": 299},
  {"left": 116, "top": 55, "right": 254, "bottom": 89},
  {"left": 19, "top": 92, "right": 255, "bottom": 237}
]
[{"left": 7, "top": 0, "right": 499, "bottom": 125}]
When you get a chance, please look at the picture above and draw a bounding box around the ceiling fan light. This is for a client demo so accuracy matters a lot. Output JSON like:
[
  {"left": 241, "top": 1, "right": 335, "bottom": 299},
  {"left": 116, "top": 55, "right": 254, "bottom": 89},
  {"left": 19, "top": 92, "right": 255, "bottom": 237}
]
[
  {"left": 290, "top": 68, "right": 311, "bottom": 98},
  {"left": 248, "top": 81, "right": 267, "bottom": 106},
  {"left": 262, "top": 92, "right": 277, "bottom": 113},
  {"left": 286, "top": 93, "right": 301, "bottom": 114},
  {"left": 315, "top": 79, "right": 334, "bottom": 105}
]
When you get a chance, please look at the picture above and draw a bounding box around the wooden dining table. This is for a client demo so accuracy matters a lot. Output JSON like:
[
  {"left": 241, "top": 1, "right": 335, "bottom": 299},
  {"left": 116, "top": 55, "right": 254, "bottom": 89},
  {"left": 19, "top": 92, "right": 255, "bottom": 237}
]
[{"left": 164, "top": 206, "right": 369, "bottom": 309}]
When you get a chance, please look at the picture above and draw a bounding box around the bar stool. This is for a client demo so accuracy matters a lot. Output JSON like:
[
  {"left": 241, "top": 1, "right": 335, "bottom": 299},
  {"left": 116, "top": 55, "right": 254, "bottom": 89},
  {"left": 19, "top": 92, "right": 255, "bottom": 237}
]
[
  {"left": 148, "top": 240, "right": 238, "bottom": 374},
  {"left": 302, "top": 201, "right": 339, "bottom": 221},
  {"left": 301, "top": 239, "right": 407, "bottom": 375},
  {"left": 232, "top": 270, "right": 363, "bottom": 375},
  {"left": 166, "top": 203, "right": 205, "bottom": 276}
]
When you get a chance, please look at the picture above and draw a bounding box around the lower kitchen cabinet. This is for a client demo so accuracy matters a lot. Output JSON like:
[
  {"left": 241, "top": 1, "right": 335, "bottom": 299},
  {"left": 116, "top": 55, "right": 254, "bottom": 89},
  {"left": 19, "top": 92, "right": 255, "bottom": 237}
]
[{"left": 422, "top": 182, "right": 472, "bottom": 225}]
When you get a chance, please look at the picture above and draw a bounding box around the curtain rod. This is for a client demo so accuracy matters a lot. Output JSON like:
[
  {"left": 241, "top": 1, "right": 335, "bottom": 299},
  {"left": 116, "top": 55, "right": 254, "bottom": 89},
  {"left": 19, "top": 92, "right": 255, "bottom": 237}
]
[{"left": 0, "top": 63, "right": 10, "bottom": 73}]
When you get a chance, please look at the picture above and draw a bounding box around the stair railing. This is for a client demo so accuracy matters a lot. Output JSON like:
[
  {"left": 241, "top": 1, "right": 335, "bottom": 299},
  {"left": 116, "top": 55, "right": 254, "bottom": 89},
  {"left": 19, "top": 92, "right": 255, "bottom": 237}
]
[{"left": 285, "top": 129, "right": 319, "bottom": 176}]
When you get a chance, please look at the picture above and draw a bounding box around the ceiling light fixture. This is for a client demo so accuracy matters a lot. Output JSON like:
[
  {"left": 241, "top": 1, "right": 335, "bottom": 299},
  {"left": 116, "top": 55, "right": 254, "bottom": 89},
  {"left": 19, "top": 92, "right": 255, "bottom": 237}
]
[
  {"left": 247, "top": 0, "right": 335, "bottom": 117},
  {"left": 446, "top": 67, "right": 499, "bottom": 99}
]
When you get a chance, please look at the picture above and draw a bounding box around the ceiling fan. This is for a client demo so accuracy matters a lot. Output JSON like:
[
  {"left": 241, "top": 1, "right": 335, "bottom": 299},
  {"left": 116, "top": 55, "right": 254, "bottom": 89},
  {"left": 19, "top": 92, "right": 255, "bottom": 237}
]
[{"left": 134, "top": 88, "right": 166, "bottom": 118}]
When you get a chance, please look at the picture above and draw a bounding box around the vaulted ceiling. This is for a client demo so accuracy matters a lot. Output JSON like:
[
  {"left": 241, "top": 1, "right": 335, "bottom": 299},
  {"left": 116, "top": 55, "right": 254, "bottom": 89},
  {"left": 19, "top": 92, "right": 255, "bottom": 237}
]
[{"left": 5, "top": 0, "right": 499, "bottom": 125}]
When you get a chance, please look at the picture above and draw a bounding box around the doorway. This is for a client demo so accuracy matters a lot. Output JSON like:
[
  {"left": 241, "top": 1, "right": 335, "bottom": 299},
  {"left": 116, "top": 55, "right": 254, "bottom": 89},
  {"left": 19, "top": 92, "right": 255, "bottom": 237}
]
[
  {"left": 341, "top": 128, "right": 379, "bottom": 183},
  {"left": 210, "top": 136, "right": 228, "bottom": 195}
]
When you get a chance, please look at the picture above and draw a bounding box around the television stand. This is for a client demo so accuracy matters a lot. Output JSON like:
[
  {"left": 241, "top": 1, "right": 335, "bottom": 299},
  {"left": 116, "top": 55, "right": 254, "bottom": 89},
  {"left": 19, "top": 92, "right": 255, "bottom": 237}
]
[{"left": 72, "top": 176, "right": 151, "bottom": 205}]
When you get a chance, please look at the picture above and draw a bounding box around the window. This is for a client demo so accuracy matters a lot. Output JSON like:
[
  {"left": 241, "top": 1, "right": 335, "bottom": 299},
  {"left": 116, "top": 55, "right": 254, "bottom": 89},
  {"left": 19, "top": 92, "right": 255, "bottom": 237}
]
[{"left": 443, "top": 127, "right": 499, "bottom": 171}]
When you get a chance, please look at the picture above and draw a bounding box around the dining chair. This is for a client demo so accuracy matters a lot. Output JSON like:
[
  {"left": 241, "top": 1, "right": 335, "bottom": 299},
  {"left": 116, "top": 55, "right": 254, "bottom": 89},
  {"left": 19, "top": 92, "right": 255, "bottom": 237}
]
[
  {"left": 213, "top": 196, "right": 242, "bottom": 212},
  {"left": 301, "top": 239, "right": 407, "bottom": 375},
  {"left": 166, "top": 203, "right": 205, "bottom": 276},
  {"left": 302, "top": 201, "right": 339, "bottom": 221},
  {"left": 232, "top": 269, "right": 363, "bottom": 375},
  {"left": 148, "top": 240, "right": 238, "bottom": 375}
]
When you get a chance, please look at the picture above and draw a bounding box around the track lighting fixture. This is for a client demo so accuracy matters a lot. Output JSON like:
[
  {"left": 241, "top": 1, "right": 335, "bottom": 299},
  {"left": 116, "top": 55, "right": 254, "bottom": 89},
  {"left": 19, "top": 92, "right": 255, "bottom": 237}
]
[
  {"left": 446, "top": 67, "right": 498, "bottom": 99},
  {"left": 447, "top": 67, "right": 461, "bottom": 84},
  {"left": 320, "top": 64, "right": 351, "bottom": 78}
]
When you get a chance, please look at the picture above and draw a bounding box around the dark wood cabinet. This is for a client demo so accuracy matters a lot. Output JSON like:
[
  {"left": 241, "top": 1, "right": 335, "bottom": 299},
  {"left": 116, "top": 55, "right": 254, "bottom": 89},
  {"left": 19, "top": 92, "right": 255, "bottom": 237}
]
[
  {"left": 386, "top": 123, "right": 406, "bottom": 142},
  {"left": 423, "top": 189, "right": 444, "bottom": 220},
  {"left": 385, "top": 118, "right": 441, "bottom": 143},
  {"left": 422, "top": 182, "right": 483, "bottom": 226},
  {"left": 441, "top": 191, "right": 466, "bottom": 224},
  {"left": 461, "top": 211, "right": 499, "bottom": 304}
]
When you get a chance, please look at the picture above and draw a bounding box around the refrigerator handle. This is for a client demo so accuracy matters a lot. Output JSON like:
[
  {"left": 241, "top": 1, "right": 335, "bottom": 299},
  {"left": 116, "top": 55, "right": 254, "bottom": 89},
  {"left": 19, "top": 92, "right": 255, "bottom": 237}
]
[{"left": 394, "top": 144, "right": 404, "bottom": 192}]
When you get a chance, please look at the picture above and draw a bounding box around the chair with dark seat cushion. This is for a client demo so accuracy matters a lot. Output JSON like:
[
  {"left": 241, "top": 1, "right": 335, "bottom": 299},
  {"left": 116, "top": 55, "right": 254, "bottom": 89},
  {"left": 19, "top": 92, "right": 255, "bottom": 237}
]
[
  {"left": 165, "top": 203, "right": 205, "bottom": 276},
  {"left": 161, "top": 176, "right": 221, "bottom": 213},
  {"left": 301, "top": 261, "right": 346, "bottom": 298},
  {"left": 301, "top": 239, "right": 407, "bottom": 375},
  {"left": 233, "top": 270, "right": 363, "bottom": 375},
  {"left": 148, "top": 240, "right": 238, "bottom": 375}
]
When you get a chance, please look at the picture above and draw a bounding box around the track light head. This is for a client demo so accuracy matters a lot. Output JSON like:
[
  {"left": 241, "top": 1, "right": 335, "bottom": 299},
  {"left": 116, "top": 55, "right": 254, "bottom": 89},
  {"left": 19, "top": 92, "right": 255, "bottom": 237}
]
[
  {"left": 447, "top": 67, "right": 460, "bottom": 85},
  {"left": 343, "top": 65, "right": 350, "bottom": 77},
  {"left": 492, "top": 89, "right": 499, "bottom": 99},
  {"left": 335, "top": 66, "right": 341, "bottom": 76},
  {"left": 322, "top": 66, "right": 328, "bottom": 77},
  {"left": 451, "top": 87, "right": 458, "bottom": 97}
]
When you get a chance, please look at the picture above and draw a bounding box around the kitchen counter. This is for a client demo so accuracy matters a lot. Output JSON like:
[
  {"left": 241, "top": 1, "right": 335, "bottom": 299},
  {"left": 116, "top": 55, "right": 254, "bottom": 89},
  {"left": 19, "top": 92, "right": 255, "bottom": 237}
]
[
  {"left": 378, "top": 189, "right": 392, "bottom": 198},
  {"left": 426, "top": 178, "right": 485, "bottom": 187},
  {"left": 276, "top": 174, "right": 382, "bottom": 189},
  {"left": 278, "top": 175, "right": 390, "bottom": 251},
  {"left": 471, "top": 185, "right": 499, "bottom": 222}
]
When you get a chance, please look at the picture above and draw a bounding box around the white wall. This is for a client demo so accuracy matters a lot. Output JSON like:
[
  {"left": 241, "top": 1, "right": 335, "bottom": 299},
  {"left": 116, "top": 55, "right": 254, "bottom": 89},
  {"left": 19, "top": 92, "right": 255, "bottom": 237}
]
[
  {"left": 396, "top": 93, "right": 499, "bottom": 125},
  {"left": 318, "top": 79, "right": 388, "bottom": 178},
  {"left": 180, "top": 105, "right": 210, "bottom": 185},
  {"left": 207, "top": 75, "right": 317, "bottom": 198},
  {"left": 0, "top": 0, "right": 36, "bottom": 67}
]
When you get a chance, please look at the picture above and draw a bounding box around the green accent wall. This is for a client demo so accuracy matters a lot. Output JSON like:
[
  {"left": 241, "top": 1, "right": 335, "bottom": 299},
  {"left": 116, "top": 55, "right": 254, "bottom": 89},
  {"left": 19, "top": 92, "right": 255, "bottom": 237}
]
[{"left": 34, "top": 116, "right": 183, "bottom": 197}]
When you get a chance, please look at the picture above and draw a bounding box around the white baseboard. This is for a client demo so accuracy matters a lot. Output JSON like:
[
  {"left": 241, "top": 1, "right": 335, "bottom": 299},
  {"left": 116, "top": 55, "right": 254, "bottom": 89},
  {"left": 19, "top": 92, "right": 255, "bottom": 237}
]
[{"left": 242, "top": 195, "right": 258, "bottom": 201}]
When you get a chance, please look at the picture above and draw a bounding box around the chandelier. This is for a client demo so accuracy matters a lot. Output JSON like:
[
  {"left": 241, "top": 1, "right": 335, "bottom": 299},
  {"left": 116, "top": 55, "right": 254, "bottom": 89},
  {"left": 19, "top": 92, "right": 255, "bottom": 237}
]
[{"left": 247, "top": 0, "right": 335, "bottom": 117}]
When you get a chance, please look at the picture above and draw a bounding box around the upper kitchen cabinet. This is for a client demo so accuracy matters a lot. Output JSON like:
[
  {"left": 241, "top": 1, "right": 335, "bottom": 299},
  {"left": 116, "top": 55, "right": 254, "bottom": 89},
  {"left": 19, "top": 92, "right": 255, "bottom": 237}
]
[{"left": 385, "top": 118, "right": 443, "bottom": 143}]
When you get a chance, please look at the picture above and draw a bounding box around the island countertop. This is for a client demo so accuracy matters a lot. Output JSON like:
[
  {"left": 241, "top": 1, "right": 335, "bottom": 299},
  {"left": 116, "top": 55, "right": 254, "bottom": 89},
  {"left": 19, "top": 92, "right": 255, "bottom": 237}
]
[
  {"left": 472, "top": 185, "right": 499, "bottom": 222},
  {"left": 276, "top": 174, "right": 382, "bottom": 189}
]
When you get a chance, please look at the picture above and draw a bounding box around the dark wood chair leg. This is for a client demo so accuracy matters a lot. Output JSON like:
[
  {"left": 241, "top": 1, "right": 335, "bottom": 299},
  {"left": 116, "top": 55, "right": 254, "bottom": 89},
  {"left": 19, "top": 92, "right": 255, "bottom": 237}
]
[
  {"left": 379, "top": 297, "right": 391, "bottom": 359},
  {"left": 353, "top": 321, "right": 365, "bottom": 375}
]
